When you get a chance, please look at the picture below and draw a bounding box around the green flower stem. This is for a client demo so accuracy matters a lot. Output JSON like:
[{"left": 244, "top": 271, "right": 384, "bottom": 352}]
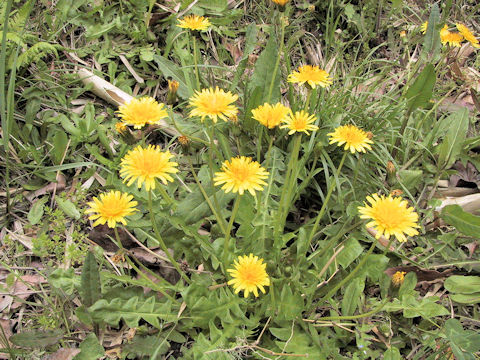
[
  {"left": 148, "top": 191, "right": 191, "bottom": 284},
  {"left": 274, "top": 133, "right": 302, "bottom": 242},
  {"left": 306, "top": 299, "right": 387, "bottom": 321},
  {"left": 320, "top": 237, "right": 378, "bottom": 302},
  {"left": 168, "top": 109, "right": 209, "bottom": 146},
  {"left": 156, "top": 183, "right": 175, "bottom": 207},
  {"left": 222, "top": 194, "right": 241, "bottom": 268},
  {"left": 192, "top": 34, "right": 201, "bottom": 90},
  {"left": 306, "top": 151, "right": 347, "bottom": 249},
  {"left": 188, "top": 160, "right": 227, "bottom": 235},
  {"left": 305, "top": 88, "right": 313, "bottom": 112},
  {"left": 266, "top": 15, "right": 286, "bottom": 103},
  {"left": 382, "top": 236, "right": 395, "bottom": 255}
]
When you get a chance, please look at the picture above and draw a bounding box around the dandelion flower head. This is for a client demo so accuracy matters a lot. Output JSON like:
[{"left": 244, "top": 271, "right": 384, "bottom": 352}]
[
  {"left": 120, "top": 145, "right": 179, "bottom": 191},
  {"left": 251, "top": 102, "right": 291, "bottom": 129},
  {"left": 189, "top": 87, "right": 239, "bottom": 123},
  {"left": 177, "top": 15, "right": 211, "bottom": 31},
  {"left": 287, "top": 65, "right": 333, "bottom": 89},
  {"left": 117, "top": 97, "right": 168, "bottom": 129},
  {"left": 440, "top": 25, "right": 463, "bottom": 47},
  {"left": 115, "top": 122, "right": 127, "bottom": 134},
  {"left": 85, "top": 191, "right": 138, "bottom": 228},
  {"left": 456, "top": 23, "right": 480, "bottom": 48},
  {"left": 328, "top": 125, "right": 373, "bottom": 153},
  {"left": 280, "top": 110, "right": 318, "bottom": 135},
  {"left": 272, "top": 0, "right": 289, "bottom": 5},
  {"left": 392, "top": 271, "right": 406, "bottom": 287},
  {"left": 214, "top": 156, "right": 269, "bottom": 196},
  {"left": 420, "top": 21, "right": 428, "bottom": 34},
  {"left": 227, "top": 254, "right": 270, "bottom": 298},
  {"left": 358, "top": 193, "right": 420, "bottom": 242}
]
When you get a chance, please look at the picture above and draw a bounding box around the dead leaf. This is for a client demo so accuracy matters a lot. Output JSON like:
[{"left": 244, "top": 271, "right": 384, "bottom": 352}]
[
  {"left": 43, "top": 348, "right": 81, "bottom": 360},
  {"left": 464, "top": 241, "right": 478, "bottom": 258},
  {"left": 25, "top": 173, "right": 66, "bottom": 202},
  {"left": 89, "top": 225, "right": 135, "bottom": 251},
  {"left": 0, "top": 319, "right": 13, "bottom": 348},
  {"left": 130, "top": 247, "right": 180, "bottom": 285},
  {"left": 450, "top": 161, "right": 480, "bottom": 188}
]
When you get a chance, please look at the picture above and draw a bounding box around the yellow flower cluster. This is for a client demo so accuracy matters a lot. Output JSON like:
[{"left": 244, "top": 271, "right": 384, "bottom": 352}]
[{"left": 421, "top": 21, "right": 479, "bottom": 48}]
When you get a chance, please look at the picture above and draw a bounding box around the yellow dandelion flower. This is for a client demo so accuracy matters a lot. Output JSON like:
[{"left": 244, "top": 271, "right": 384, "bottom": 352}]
[
  {"left": 440, "top": 25, "right": 464, "bottom": 47},
  {"left": 189, "top": 87, "right": 239, "bottom": 123},
  {"left": 214, "top": 156, "right": 269, "bottom": 196},
  {"left": 280, "top": 110, "right": 318, "bottom": 135},
  {"left": 400, "top": 30, "right": 407, "bottom": 38},
  {"left": 456, "top": 23, "right": 480, "bottom": 48},
  {"left": 287, "top": 65, "right": 333, "bottom": 89},
  {"left": 272, "top": 0, "right": 289, "bottom": 5},
  {"left": 227, "top": 254, "right": 270, "bottom": 298},
  {"left": 327, "top": 125, "right": 373, "bottom": 154},
  {"left": 358, "top": 193, "right": 420, "bottom": 242},
  {"left": 117, "top": 97, "right": 168, "bottom": 129},
  {"left": 251, "top": 102, "right": 291, "bottom": 129},
  {"left": 420, "top": 21, "right": 428, "bottom": 34},
  {"left": 85, "top": 191, "right": 138, "bottom": 228},
  {"left": 177, "top": 15, "right": 211, "bottom": 32},
  {"left": 115, "top": 122, "right": 127, "bottom": 134},
  {"left": 392, "top": 271, "right": 406, "bottom": 287},
  {"left": 120, "top": 145, "right": 179, "bottom": 191}
]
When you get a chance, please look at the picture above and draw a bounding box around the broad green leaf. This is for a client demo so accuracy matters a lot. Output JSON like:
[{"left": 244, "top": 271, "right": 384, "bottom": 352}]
[
  {"left": 10, "top": 329, "right": 64, "bottom": 348},
  {"left": 122, "top": 335, "right": 169, "bottom": 360},
  {"left": 197, "top": 0, "right": 228, "bottom": 12},
  {"left": 445, "top": 318, "right": 480, "bottom": 360},
  {"left": 404, "top": 63, "right": 436, "bottom": 114},
  {"left": 28, "top": 196, "right": 48, "bottom": 225},
  {"left": 450, "top": 293, "right": 480, "bottom": 304},
  {"left": 341, "top": 278, "right": 364, "bottom": 316},
  {"left": 384, "top": 347, "right": 401, "bottom": 360},
  {"left": 399, "top": 272, "right": 417, "bottom": 299},
  {"left": 421, "top": 4, "right": 441, "bottom": 62},
  {"left": 80, "top": 252, "right": 101, "bottom": 307},
  {"left": 73, "top": 333, "right": 104, "bottom": 360},
  {"left": 277, "top": 285, "right": 304, "bottom": 321},
  {"left": 401, "top": 295, "right": 449, "bottom": 319},
  {"left": 89, "top": 296, "right": 177, "bottom": 329},
  {"left": 52, "top": 131, "right": 68, "bottom": 165},
  {"left": 437, "top": 108, "right": 469, "bottom": 169},
  {"left": 56, "top": 197, "right": 81, "bottom": 220},
  {"left": 153, "top": 55, "right": 194, "bottom": 99},
  {"left": 444, "top": 275, "right": 480, "bottom": 294},
  {"left": 397, "top": 169, "right": 423, "bottom": 192},
  {"left": 337, "top": 238, "right": 363, "bottom": 269},
  {"left": 440, "top": 204, "right": 480, "bottom": 238},
  {"left": 49, "top": 268, "right": 81, "bottom": 295}
]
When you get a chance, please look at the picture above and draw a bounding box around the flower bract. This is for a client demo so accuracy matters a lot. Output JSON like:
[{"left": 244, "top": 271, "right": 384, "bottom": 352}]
[
  {"left": 280, "top": 110, "right": 318, "bottom": 135},
  {"left": 287, "top": 65, "right": 332, "bottom": 89},
  {"left": 189, "top": 87, "right": 239, "bottom": 123},
  {"left": 177, "top": 15, "right": 211, "bottom": 31},
  {"left": 85, "top": 191, "right": 138, "bottom": 228},
  {"left": 456, "top": 23, "right": 480, "bottom": 48},
  {"left": 227, "top": 254, "right": 270, "bottom": 298},
  {"left": 272, "top": 0, "right": 289, "bottom": 5},
  {"left": 328, "top": 124, "right": 373, "bottom": 153},
  {"left": 120, "top": 145, "right": 179, "bottom": 191},
  {"left": 214, "top": 156, "right": 268, "bottom": 195},
  {"left": 117, "top": 97, "right": 168, "bottom": 129},
  {"left": 115, "top": 122, "right": 127, "bottom": 134},
  {"left": 251, "top": 102, "right": 291, "bottom": 129},
  {"left": 440, "top": 25, "right": 463, "bottom": 47},
  {"left": 358, "top": 193, "right": 420, "bottom": 242}
]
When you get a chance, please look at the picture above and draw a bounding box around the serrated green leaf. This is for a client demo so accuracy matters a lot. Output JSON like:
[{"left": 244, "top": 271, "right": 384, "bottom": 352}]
[
  {"left": 28, "top": 196, "right": 48, "bottom": 225},
  {"left": 445, "top": 318, "right": 480, "bottom": 360},
  {"left": 337, "top": 238, "right": 363, "bottom": 269},
  {"left": 277, "top": 285, "right": 304, "bottom": 321},
  {"left": 404, "top": 63, "right": 436, "bottom": 114},
  {"left": 153, "top": 55, "right": 193, "bottom": 99},
  {"left": 56, "top": 197, "right": 81, "bottom": 220},
  {"left": 384, "top": 347, "right": 401, "bottom": 360},
  {"left": 89, "top": 296, "right": 177, "bottom": 329},
  {"left": 10, "top": 329, "right": 64, "bottom": 348},
  {"left": 81, "top": 251, "right": 101, "bottom": 307},
  {"left": 440, "top": 204, "right": 480, "bottom": 238},
  {"left": 399, "top": 272, "right": 417, "bottom": 299}
]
